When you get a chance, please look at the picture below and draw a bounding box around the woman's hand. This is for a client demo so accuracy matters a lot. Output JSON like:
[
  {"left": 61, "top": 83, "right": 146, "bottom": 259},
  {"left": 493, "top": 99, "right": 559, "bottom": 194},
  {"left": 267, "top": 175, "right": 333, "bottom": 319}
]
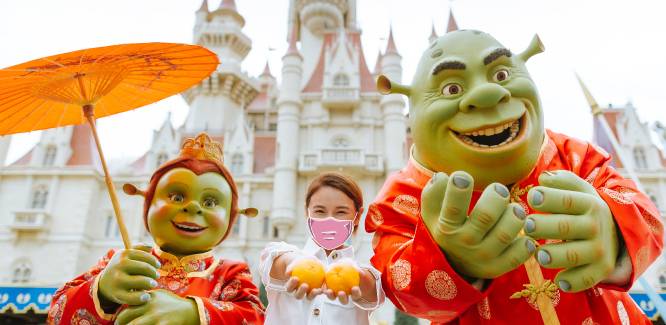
[
  {"left": 284, "top": 257, "right": 325, "bottom": 300},
  {"left": 324, "top": 259, "right": 377, "bottom": 305}
]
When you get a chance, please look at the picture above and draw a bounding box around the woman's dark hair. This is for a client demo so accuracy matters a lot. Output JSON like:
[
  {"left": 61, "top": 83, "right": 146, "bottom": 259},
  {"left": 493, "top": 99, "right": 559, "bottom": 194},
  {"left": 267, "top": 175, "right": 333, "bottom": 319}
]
[{"left": 305, "top": 172, "right": 363, "bottom": 212}]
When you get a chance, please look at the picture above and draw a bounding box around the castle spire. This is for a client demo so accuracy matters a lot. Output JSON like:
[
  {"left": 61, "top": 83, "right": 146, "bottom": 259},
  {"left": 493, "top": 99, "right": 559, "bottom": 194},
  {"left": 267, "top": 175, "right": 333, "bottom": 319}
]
[
  {"left": 447, "top": 8, "right": 459, "bottom": 32},
  {"left": 575, "top": 73, "right": 602, "bottom": 115},
  {"left": 373, "top": 49, "right": 383, "bottom": 74},
  {"left": 218, "top": 0, "right": 237, "bottom": 11},
  {"left": 385, "top": 26, "right": 399, "bottom": 55},
  {"left": 197, "top": 0, "right": 208, "bottom": 12},
  {"left": 429, "top": 21, "right": 438, "bottom": 43},
  {"left": 261, "top": 60, "right": 272, "bottom": 77},
  {"left": 285, "top": 22, "right": 301, "bottom": 57}
]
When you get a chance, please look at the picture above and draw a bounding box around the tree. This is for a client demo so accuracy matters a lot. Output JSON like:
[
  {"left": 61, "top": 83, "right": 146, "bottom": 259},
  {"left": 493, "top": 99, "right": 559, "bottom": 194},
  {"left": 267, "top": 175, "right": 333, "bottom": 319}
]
[{"left": 394, "top": 308, "right": 419, "bottom": 325}]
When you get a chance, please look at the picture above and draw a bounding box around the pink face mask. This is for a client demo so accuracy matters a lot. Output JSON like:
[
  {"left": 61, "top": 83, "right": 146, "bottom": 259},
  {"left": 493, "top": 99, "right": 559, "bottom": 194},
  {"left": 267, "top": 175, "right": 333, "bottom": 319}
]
[{"left": 307, "top": 214, "right": 355, "bottom": 250}]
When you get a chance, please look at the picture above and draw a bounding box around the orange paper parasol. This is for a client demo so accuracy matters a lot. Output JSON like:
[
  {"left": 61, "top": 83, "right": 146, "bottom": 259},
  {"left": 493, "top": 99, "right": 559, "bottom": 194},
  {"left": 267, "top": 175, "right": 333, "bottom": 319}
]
[{"left": 0, "top": 42, "right": 219, "bottom": 249}]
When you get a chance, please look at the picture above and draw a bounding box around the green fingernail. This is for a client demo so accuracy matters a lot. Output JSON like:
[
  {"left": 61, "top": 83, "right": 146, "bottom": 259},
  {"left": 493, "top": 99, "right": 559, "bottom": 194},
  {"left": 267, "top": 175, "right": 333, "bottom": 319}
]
[
  {"left": 494, "top": 184, "right": 509, "bottom": 198},
  {"left": 526, "top": 240, "right": 535, "bottom": 254},
  {"left": 156, "top": 261, "right": 161, "bottom": 268},
  {"left": 513, "top": 206, "right": 526, "bottom": 220},
  {"left": 150, "top": 279, "right": 158, "bottom": 288},
  {"left": 537, "top": 250, "right": 551, "bottom": 265},
  {"left": 453, "top": 175, "right": 469, "bottom": 189},
  {"left": 558, "top": 280, "right": 571, "bottom": 292},
  {"left": 525, "top": 218, "right": 535, "bottom": 233},
  {"left": 141, "top": 293, "right": 151, "bottom": 302},
  {"left": 531, "top": 190, "right": 544, "bottom": 206}
]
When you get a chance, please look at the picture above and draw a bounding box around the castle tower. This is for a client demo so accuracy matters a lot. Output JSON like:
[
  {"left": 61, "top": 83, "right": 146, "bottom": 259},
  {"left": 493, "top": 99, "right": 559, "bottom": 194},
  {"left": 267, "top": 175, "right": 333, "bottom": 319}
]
[
  {"left": 380, "top": 27, "right": 407, "bottom": 173},
  {"left": 183, "top": 0, "right": 259, "bottom": 134},
  {"left": 429, "top": 22, "right": 438, "bottom": 44},
  {"left": 271, "top": 25, "right": 304, "bottom": 238}
]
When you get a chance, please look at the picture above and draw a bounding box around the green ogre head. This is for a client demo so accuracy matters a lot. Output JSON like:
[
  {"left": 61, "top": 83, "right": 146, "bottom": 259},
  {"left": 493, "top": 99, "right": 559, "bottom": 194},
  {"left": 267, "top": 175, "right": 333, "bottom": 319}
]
[{"left": 379, "top": 30, "right": 545, "bottom": 189}]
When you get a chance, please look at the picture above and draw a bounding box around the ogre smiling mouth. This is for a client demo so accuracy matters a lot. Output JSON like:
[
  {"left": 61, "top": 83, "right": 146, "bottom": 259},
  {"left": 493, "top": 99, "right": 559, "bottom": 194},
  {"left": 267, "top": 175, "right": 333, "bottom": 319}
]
[{"left": 452, "top": 114, "right": 525, "bottom": 148}]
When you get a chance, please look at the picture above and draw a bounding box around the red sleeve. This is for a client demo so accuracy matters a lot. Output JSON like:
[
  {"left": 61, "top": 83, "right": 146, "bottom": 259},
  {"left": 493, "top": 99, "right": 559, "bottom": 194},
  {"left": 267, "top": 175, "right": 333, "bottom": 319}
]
[
  {"left": 577, "top": 142, "right": 664, "bottom": 291},
  {"left": 189, "top": 261, "right": 265, "bottom": 325},
  {"left": 365, "top": 174, "right": 486, "bottom": 323},
  {"left": 47, "top": 249, "right": 117, "bottom": 325}
]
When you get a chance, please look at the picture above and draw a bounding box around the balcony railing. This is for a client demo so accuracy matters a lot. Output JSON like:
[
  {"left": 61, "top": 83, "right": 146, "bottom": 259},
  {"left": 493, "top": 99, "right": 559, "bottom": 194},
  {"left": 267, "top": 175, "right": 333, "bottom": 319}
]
[
  {"left": 10, "top": 210, "right": 49, "bottom": 231},
  {"left": 299, "top": 148, "right": 383, "bottom": 174},
  {"left": 322, "top": 87, "right": 360, "bottom": 108}
]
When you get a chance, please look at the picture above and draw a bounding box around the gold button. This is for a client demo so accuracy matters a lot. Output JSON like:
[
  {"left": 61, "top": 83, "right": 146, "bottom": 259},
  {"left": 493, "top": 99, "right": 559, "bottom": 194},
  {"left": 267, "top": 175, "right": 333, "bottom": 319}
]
[
  {"left": 313, "top": 308, "right": 320, "bottom": 316},
  {"left": 332, "top": 252, "right": 338, "bottom": 259}
]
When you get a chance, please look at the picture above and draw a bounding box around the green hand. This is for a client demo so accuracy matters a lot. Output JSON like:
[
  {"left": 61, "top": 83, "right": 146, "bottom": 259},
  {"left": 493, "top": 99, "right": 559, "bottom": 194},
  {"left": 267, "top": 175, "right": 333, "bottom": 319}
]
[
  {"left": 98, "top": 245, "right": 160, "bottom": 307},
  {"left": 421, "top": 171, "right": 535, "bottom": 279},
  {"left": 115, "top": 290, "right": 200, "bottom": 325},
  {"left": 525, "top": 170, "right": 619, "bottom": 293}
]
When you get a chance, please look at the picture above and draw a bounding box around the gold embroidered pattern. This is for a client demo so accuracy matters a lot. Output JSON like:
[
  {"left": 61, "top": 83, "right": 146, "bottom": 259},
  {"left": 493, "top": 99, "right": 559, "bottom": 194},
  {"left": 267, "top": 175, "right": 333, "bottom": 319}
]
[
  {"left": 582, "top": 316, "right": 599, "bottom": 325},
  {"left": 477, "top": 297, "right": 491, "bottom": 320},
  {"left": 212, "top": 300, "right": 234, "bottom": 311},
  {"left": 71, "top": 308, "right": 101, "bottom": 325},
  {"left": 585, "top": 168, "right": 600, "bottom": 184},
  {"left": 47, "top": 295, "right": 66, "bottom": 324},
  {"left": 390, "top": 259, "right": 411, "bottom": 291},
  {"left": 635, "top": 246, "right": 650, "bottom": 273},
  {"left": 425, "top": 270, "right": 457, "bottom": 300},
  {"left": 510, "top": 279, "right": 560, "bottom": 310},
  {"left": 221, "top": 279, "right": 241, "bottom": 300},
  {"left": 638, "top": 205, "right": 663, "bottom": 234},
  {"left": 369, "top": 205, "right": 384, "bottom": 225},
  {"left": 392, "top": 195, "right": 420, "bottom": 217},
  {"left": 601, "top": 188, "right": 633, "bottom": 205},
  {"left": 617, "top": 301, "right": 629, "bottom": 325}
]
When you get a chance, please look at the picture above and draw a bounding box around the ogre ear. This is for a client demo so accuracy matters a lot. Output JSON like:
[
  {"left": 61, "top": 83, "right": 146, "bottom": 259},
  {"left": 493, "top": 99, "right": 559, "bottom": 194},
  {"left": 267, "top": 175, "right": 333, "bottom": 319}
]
[
  {"left": 239, "top": 207, "right": 259, "bottom": 218},
  {"left": 517, "top": 34, "right": 545, "bottom": 62},
  {"left": 123, "top": 183, "right": 146, "bottom": 197},
  {"left": 377, "top": 74, "right": 411, "bottom": 96}
]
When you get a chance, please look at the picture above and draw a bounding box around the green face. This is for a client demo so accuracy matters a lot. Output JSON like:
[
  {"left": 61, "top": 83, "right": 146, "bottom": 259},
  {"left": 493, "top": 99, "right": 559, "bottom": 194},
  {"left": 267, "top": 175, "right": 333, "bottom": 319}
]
[
  {"left": 147, "top": 168, "right": 232, "bottom": 255},
  {"left": 408, "top": 30, "right": 544, "bottom": 189}
]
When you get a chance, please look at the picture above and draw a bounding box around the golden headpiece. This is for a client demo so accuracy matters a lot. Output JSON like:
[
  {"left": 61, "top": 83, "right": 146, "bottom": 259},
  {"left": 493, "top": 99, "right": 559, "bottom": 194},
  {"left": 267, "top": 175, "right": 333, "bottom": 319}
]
[{"left": 180, "top": 133, "right": 224, "bottom": 164}]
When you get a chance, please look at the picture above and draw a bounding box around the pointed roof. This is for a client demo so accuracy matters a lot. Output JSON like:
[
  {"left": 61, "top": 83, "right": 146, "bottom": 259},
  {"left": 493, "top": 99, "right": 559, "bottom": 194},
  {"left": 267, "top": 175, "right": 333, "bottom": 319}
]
[
  {"left": 302, "top": 30, "right": 375, "bottom": 93},
  {"left": 261, "top": 60, "right": 273, "bottom": 77},
  {"left": 429, "top": 22, "right": 438, "bottom": 40},
  {"left": 284, "top": 22, "right": 302, "bottom": 58},
  {"left": 218, "top": 0, "right": 237, "bottom": 11},
  {"left": 385, "top": 26, "right": 399, "bottom": 55},
  {"left": 447, "top": 9, "right": 459, "bottom": 32},
  {"left": 197, "top": 0, "right": 208, "bottom": 12},
  {"left": 575, "top": 73, "right": 602, "bottom": 115},
  {"left": 373, "top": 49, "right": 383, "bottom": 74}
]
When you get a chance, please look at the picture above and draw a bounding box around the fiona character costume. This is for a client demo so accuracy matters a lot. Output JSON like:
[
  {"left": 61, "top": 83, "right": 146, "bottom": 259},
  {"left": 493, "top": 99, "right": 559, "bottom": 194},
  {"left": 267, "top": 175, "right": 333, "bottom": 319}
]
[{"left": 48, "top": 133, "right": 264, "bottom": 325}]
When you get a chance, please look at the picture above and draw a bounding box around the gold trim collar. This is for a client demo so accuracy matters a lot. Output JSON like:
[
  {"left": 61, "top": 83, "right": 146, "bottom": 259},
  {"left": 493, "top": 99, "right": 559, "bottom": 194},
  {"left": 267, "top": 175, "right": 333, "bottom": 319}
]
[{"left": 153, "top": 247, "right": 218, "bottom": 278}]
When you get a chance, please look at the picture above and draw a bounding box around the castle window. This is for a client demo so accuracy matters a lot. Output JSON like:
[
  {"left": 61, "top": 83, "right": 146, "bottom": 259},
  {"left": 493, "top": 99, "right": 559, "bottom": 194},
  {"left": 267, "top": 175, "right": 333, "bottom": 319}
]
[
  {"left": 633, "top": 147, "right": 647, "bottom": 169},
  {"left": 12, "top": 261, "right": 32, "bottom": 283},
  {"left": 31, "top": 187, "right": 48, "bottom": 209},
  {"left": 43, "top": 145, "right": 57, "bottom": 166},
  {"left": 262, "top": 215, "right": 270, "bottom": 237},
  {"left": 331, "top": 136, "right": 350, "bottom": 148},
  {"left": 333, "top": 73, "right": 349, "bottom": 86},
  {"left": 660, "top": 272, "right": 666, "bottom": 291},
  {"left": 231, "top": 154, "right": 244, "bottom": 174},
  {"left": 156, "top": 152, "right": 169, "bottom": 168},
  {"left": 105, "top": 214, "right": 120, "bottom": 238}
]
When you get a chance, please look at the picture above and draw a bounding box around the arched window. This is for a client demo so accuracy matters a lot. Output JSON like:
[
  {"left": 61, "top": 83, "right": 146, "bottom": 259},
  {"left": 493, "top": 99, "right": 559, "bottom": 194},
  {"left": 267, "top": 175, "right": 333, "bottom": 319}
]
[
  {"left": 156, "top": 152, "right": 169, "bottom": 168},
  {"left": 231, "top": 154, "right": 244, "bottom": 175},
  {"left": 12, "top": 261, "right": 31, "bottom": 283},
  {"left": 634, "top": 147, "right": 648, "bottom": 169},
  {"left": 31, "top": 187, "right": 48, "bottom": 209},
  {"left": 43, "top": 145, "right": 57, "bottom": 166},
  {"left": 660, "top": 271, "right": 666, "bottom": 291},
  {"left": 333, "top": 73, "right": 349, "bottom": 86}
]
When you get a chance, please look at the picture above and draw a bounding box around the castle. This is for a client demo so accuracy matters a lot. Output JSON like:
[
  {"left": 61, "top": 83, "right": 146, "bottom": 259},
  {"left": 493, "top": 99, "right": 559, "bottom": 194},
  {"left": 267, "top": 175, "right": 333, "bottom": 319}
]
[{"left": 0, "top": 0, "right": 664, "bottom": 323}]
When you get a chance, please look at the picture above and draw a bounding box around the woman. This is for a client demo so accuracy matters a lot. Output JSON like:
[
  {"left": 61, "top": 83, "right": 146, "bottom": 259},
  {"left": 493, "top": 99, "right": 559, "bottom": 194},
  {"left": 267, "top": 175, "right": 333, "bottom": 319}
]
[{"left": 259, "top": 172, "right": 384, "bottom": 324}]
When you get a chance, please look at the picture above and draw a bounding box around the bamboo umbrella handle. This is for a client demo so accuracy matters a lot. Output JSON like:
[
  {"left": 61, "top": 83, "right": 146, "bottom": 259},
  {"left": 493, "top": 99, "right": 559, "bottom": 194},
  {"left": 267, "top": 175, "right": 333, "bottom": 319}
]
[{"left": 83, "top": 105, "right": 132, "bottom": 249}]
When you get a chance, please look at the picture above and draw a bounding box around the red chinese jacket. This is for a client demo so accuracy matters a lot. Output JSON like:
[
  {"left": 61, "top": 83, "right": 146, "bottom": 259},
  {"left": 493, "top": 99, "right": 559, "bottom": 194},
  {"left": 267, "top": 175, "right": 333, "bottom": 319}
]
[
  {"left": 47, "top": 247, "right": 265, "bottom": 324},
  {"left": 365, "top": 130, "right": 663, "bottom": 324}
]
